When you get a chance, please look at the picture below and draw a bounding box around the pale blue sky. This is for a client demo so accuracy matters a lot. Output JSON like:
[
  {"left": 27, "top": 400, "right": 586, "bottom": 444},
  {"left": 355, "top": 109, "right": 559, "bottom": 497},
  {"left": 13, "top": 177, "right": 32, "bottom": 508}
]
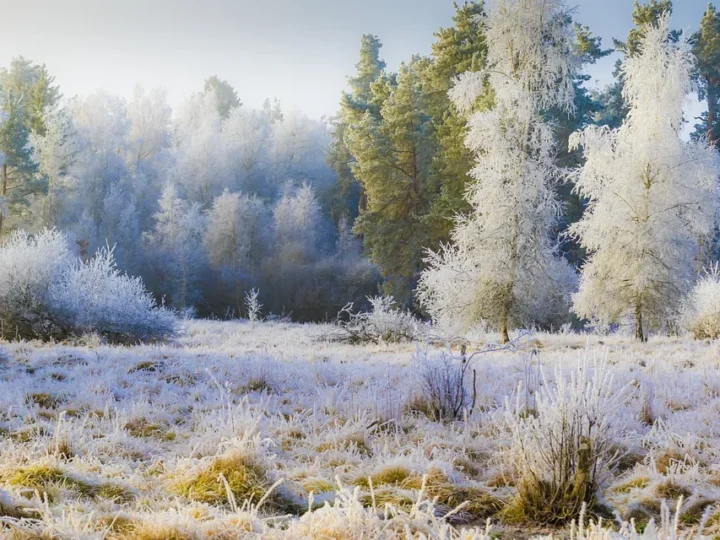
[{"left": 0, "top": 0, "right": 711, "bottom": 119}]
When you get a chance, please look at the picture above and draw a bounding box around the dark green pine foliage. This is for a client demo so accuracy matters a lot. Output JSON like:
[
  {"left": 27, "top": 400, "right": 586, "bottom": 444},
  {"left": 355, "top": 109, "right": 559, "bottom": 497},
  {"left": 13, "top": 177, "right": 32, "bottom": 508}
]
[
  {"left": 340, "top": 3, "right": 491, "bottom": 304},
  {"left": 423, "top": 1, "right": 490, "bottom": 245},
  {"left": 203, "top": 75, "right": 242, "bottom": 119},
  {"left": 692, "top": 3, "right": 720, "bottom": 147},
  {"left": 0, "top": 57, "right": 60, "bottom": 236},
  {"left": 347, "top": 58, "right": 436, "bottom": 302},
  {"left": 324, "top": 35, "right": 386, "bottom": 227}
]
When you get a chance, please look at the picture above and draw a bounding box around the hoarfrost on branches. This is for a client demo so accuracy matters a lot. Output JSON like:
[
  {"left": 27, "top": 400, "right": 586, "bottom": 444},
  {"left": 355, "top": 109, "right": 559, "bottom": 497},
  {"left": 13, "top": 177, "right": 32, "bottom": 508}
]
[
  {"left": 419, "top": 0, "right": 579, "bottom": 341},
  {"left": 570, "top": 15, "right": 720, "bottom": 340},
  {"left": 0, "top": 229, "right": 175, "bottom": 342}
]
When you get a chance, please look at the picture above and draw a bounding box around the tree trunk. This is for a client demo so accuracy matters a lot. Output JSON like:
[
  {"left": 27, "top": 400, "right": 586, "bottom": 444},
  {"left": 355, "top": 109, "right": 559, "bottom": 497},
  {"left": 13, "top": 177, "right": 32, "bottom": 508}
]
[
  {"left": 500, "top": 312, "right": 510, "bottom": 344},
  {"left": 0, "top": 163, "right": 7, "bottom": 237},
  {"left": 359, "top": 186, "right": 368, "bottom": 213},
  {"left": 707, "top": 79, "right": 718, "bottom": 148},
  {"left": 634, "top": 298, "right": 646, "bottom": 342}
]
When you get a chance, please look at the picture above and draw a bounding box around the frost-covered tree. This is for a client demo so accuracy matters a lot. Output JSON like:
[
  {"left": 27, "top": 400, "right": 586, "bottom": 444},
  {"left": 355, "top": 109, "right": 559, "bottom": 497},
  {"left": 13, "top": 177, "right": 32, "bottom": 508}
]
[
  {"left": 143, "top": 183, "right": 206, "bottom": 311},
  {"left": 172, "top": 91, "right": 231, "bottom": 207},
  {"left": 125, "top": 86, "right": 172, "bottom": 230},
  {"left": 66, "top": 91, "right": 130, "bottom": 243},
  {"left": 101, "top": 184, "right": 141, "bottom": 272},
  {"left": 29, "top": 106, "right": 79, "bottom": 229},
  {"left": 271, "top": 109, "right": 334, "bottom": 195},
  {"left": 205, "top": 189, "right": 268, "bottom": 310},
  {"left": 418, "top": 0, "right": 579, "bottom": 342},
  {"left": 31, "top": 88, "right": 167, "bottom": 264},
  {"left": 126, "top": 86, "right": 171, "bottom": 172},
  {"left": 595, "top": 0, "right": 674, "bottom": 130},
  {"left": 335, "top": 216, "right": 362, "bottom": 261},
  {"left": 223, "top": 108, "right": 272, "bottom": 195},
  {"left": 273, "top": 182, "right": 322, "bottom": 263},
  {"left": 570, "top": 15, "right": 720, "bottom": 341}
]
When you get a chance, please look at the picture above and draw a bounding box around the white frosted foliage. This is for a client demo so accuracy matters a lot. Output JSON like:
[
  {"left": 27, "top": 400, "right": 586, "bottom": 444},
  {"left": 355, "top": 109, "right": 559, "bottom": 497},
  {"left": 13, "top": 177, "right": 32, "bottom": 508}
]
[
  {"left": 570, "top": 15, "right": 720, "bottom": 337},
  {"left": 419, "top": 0, "right": 578, "bottom": 337}
]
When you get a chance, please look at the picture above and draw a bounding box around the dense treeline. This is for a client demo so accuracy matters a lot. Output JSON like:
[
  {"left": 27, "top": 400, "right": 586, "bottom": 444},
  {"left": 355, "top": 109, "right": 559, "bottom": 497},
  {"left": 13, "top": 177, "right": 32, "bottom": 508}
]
[
  {"left": 328, "top": 0, "right": 720, "bottom": 308},
  {"left": 0, "top": 67, "right": 378, "bottom": 321},
  {"left": 1, "top": 0, "right": 720, "bottom": 334}
]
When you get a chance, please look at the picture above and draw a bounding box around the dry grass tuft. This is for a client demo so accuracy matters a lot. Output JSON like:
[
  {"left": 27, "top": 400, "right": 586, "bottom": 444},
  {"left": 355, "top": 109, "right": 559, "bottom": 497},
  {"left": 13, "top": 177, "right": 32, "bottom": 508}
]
[
  {"left": 654, "top": 480, "right": 691, "bottom": 501},
  {"left": 125, "top": 418, "right": 176, "bottom": 441},
  {"left": 353, "top": 465, "right": 413, "bottom": 488},
  {"left": 3, "top": 464, "right": 133, "bottom": 504},
  {"left": 175, "top": 452, "right": 296, "bottom": 514},
  {"left": 354, "top": 467, "right": 500, "bottom": 524}
]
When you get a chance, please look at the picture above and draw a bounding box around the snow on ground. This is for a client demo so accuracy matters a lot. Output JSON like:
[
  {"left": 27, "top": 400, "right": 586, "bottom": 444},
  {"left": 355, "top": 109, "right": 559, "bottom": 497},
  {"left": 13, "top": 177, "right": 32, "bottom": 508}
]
[{"left": 0, "top": 320, "right": 719, "bottom": 538}]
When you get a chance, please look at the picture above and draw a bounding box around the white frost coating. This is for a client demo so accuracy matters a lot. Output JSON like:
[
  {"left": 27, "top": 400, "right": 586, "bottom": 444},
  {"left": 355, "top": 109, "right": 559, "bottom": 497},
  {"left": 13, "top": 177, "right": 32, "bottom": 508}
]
[
  {"left": 419, "top": 0, "right": 578, "bottom": 334},
  {"left": 680, "top": 264, "right": 720, "bottom": 340},
  {"left": 0, "top": 229, "right": 175, "bottom": 342},
  {"left": 570, "top": 15, "right": 720, "bottom": 333},
  {"left": 273, "top": 182, "right": 323, "bottom": 260},
  {"left": 0, "top": 321, "right": 717, "bottom": 538},
  {"left": 52, "top": 246, "right": 177, "bottom": 342}
]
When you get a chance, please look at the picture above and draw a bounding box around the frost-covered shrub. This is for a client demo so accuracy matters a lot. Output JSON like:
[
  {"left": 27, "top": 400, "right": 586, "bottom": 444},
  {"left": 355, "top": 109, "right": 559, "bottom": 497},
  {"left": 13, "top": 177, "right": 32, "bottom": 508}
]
[
  {"left": 329, "top": 296, "right": 420, "bottom": 344},
  {"left": 680, "top": 267, "right": 720, "bottom": 340},
  {"left": 0, "top": 230, "right": 71, "bottom": 340},
  {"left": 502, "top": 356, "right": 631, "bottom": 524},
  {"left": 365, "top": 296, "right": 419, "bottom": 341},
  {"left": 411, "top": 347, "right": 474, "bottom": 421},
  {"left": 244, "top": 288, "right": 262, "bottom": 326},
  {"left": 51, "top": 246, "right": 177, "bottom": 343},
  {"left": 0, "top": 229, "right": 176, "bottom": 343}
]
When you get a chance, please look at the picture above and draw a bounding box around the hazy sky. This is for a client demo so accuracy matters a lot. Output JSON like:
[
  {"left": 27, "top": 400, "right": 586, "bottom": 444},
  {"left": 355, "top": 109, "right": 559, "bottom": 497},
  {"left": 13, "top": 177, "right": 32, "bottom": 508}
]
[{"left": 0, "top": 0, "right": 711, "bottom": 119}]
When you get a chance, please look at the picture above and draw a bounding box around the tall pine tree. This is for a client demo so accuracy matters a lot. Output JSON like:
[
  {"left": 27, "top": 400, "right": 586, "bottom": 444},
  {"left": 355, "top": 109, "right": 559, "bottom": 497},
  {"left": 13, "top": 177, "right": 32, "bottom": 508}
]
[
  {"left": 0, "top": 58, "right": 60, "bottom": 236},
  {"left": 348, "top": 58, "right": 435, "bottom": 301},
  {"left": 424, "top": 1, "right": 490, "bottom": 245},
  {"left": 692, "top": 3, "right": 720, "bottom": 147},
  {"left": 325, "top": 35, "right": 386, "bottom": 226}
]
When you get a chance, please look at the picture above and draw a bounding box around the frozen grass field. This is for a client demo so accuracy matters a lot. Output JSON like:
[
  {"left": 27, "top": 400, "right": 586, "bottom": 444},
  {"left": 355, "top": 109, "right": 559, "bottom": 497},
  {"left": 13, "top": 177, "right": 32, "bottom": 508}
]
[{"left": 0, "top": 321, "right": 719, "bottom": 538}]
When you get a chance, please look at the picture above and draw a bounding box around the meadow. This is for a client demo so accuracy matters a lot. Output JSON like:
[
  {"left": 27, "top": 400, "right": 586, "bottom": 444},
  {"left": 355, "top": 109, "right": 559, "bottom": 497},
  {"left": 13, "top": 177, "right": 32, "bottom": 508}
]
[{"left": 0, "top": 320, "right": 719, "bottom": 539}]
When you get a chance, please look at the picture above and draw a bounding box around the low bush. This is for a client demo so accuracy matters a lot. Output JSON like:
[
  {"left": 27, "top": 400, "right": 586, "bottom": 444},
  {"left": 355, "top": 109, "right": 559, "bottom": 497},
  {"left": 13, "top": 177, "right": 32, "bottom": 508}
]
[
  {"left": 680, "top": 266, "right": 720, "bottom": 340},
  {"left": 51, "top": 246, "right": 176, "bottom": 343},
  {"left": 0, "top": 229, "right": 71, "bottom": 340},
  {"left": 501, "top": 355, "right": 630, "bottom": 525},
  {"left": 328, "top": 296, "right": 420, "bottom": 344},
  {"left": 411, "top": 347, "right": 475, "bottom": 421},
  {"left": 0, "top": 229, "right": 176, "bottom": 343}
]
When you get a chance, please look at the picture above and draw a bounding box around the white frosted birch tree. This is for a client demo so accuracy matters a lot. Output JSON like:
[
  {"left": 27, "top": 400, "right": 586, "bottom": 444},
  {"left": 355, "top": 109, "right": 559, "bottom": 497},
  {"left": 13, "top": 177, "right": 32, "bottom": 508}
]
[
  {"left": 204, "top": 189, "right": 268, "bottom": 311},
  {"left": 417, "top": 0, "right": 579, "bottom": 342},
  {"left": 570, "top": 15, "right": 720, "bottom": 341}
]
